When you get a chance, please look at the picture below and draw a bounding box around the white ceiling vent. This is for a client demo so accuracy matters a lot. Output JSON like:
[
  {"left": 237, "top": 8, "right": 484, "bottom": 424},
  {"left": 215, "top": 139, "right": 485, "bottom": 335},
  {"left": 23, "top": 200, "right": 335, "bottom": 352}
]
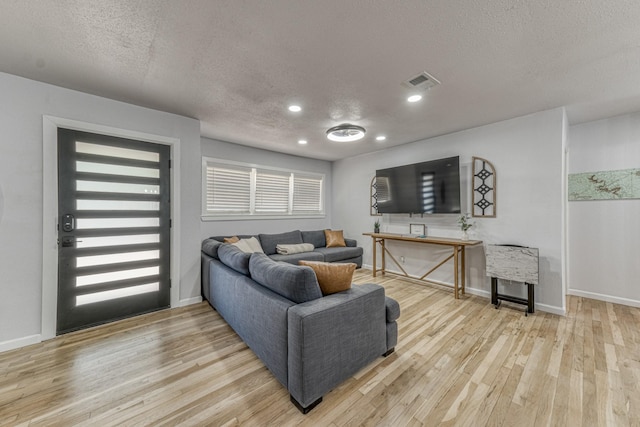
[{"left": 402, "top": 71, "right": 440, "bottom": 91}]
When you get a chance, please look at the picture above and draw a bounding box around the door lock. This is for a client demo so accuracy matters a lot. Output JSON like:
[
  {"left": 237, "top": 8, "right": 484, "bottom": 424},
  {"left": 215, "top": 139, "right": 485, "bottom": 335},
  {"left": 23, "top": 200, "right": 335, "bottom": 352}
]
[{"left": 61, "top": 214, "right": 75, "bottom": 232}]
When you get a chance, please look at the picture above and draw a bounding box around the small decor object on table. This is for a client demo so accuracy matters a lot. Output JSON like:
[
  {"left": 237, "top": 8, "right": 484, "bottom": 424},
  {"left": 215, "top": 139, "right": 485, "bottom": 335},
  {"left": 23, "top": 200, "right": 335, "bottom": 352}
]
[
  {"left": 374, "top": 220, "right": 380, "bottom": 234},
  {"left": 458, "top": 213, "right": 473, "bottom": 240},
  {"left": 409, "top": 223, "right": 426, "bottom": 237}
]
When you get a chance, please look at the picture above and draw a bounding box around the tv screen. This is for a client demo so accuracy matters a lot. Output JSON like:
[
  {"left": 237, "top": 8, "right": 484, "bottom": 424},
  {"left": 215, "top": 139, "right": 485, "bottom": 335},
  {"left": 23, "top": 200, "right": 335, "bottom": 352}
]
[{"left": 376, "top": 156, "right": 461, "bottom": 214}]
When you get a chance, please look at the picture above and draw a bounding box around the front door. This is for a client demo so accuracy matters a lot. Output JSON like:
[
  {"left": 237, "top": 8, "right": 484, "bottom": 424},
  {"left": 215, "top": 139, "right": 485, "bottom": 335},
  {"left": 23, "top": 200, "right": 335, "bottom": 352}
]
[{"left": 57, "top": 128, "right": 171, "bottom": 334}]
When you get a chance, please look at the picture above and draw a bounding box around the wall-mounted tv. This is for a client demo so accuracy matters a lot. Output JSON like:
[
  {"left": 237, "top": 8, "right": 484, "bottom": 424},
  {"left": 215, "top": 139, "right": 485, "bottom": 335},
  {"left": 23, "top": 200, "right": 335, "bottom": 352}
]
[{"left": 375, "top": 156, "right": 461, "bottom": 214}]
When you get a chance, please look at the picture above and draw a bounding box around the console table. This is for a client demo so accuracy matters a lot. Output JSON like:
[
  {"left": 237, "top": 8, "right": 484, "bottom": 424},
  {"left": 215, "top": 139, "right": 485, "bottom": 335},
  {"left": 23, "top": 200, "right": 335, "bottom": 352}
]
[{"left": 363, "top": 233, "right": 482, "bottom": 299}]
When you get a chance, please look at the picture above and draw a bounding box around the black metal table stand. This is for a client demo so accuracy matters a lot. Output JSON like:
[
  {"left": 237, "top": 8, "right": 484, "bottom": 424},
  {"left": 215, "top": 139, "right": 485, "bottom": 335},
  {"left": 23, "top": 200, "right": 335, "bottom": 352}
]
[{"left": 491, "top": 277, "right": 535, "bottom": 316}]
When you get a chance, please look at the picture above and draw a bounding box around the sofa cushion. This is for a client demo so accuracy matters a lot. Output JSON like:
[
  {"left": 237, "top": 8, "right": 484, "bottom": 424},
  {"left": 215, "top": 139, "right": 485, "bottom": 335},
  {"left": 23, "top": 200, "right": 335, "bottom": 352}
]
[
  {"left": 325, "top": 229, "right": 346, "bottom": 248},
  {"left": 259, "top": 230, "right": 303, "bottom": 255},
  {"left": 301, "top": 230, "right": 326, "bottom": 248},
  {"left": 313, "top": 246, "right": 364, "bottom": 263},
  {"left": 218, "top": 243, "right": 251, "bottom": 276},
  {"left": 202, "top": 238, "right": 223, "bottom": 259},
  {"left": 299, "top": 260, "right": 356, "bottom": 295},
  {"left": 249, "top": 253, "right": 322, "bottom": 303},
  {"left": 224, "top": 236, "right": 240, "bottom": 243}
]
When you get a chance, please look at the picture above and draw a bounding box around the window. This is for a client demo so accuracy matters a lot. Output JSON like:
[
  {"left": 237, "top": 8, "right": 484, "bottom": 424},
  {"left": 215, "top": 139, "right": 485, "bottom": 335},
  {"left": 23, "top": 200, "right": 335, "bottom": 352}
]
[{"left": 202, "top": 158, "right": 324, "bottom": 219}]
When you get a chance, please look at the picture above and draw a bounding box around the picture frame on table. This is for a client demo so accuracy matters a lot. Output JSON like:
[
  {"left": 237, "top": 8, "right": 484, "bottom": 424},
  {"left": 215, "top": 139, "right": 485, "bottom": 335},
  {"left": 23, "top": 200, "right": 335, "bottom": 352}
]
[{"left": 409, "top": 223, "right": 426, "bottom": 236}]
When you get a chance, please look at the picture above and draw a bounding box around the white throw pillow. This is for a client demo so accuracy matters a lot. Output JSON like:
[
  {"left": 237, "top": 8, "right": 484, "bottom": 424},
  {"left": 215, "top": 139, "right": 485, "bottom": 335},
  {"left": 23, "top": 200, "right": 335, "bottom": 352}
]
[{"left": 232, "top": 236, "right": 264, "bottom": 254}]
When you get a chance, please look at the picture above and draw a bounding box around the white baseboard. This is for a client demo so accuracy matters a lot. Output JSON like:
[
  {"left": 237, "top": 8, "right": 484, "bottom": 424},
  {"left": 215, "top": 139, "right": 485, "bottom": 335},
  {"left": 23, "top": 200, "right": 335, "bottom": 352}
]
[
  {"left": 360, "top": 265, "right": 566, "bottom": 315},
  {"left": 568, "top": 288, "right": 640, "bottom": 308},
  {"left": 177, "top": 296, "right": 203, "bottom": 307},
  {"left": 0, "top": 334, "right": 41, "bottom": 354}
]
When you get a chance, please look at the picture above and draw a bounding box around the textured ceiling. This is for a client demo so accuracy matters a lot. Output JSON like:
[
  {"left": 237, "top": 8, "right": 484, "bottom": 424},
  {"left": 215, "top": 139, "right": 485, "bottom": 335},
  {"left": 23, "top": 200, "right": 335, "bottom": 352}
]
[{"left": 2, "top": 1, "right": 640, "bottom": 160}]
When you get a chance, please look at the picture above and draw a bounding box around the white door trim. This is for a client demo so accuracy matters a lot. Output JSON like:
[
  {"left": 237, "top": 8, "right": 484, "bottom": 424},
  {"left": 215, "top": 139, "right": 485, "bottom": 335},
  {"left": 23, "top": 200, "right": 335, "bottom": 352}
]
[{"left": 41, "top": 116, "right": 182, "bottom": 340}]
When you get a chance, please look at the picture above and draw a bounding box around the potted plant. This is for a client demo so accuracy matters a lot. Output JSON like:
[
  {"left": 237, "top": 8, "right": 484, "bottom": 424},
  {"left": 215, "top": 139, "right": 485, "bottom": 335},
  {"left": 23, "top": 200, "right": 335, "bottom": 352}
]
[
  {"left": 457, "top": 213, "right": 473, "bottom": 240},
  {"left": 374, "top": 219, "right": 380, "bottom": 234}
]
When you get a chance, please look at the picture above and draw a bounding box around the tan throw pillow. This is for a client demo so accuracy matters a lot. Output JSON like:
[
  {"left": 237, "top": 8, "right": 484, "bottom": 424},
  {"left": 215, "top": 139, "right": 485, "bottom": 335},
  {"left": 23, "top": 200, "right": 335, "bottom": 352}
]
[
  {"left": 324, "top": 229, "right": 346, "bottom": 248},
  {"left": 299, "top": 260, "right": 355, "bottom": 295},
  {"left": 224, "top": 236, "right": 240, "bottom": 244}
]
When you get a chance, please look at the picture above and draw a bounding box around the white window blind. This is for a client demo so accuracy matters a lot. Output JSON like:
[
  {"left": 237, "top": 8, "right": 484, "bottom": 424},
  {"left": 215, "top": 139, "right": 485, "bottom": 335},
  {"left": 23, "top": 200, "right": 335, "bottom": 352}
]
[
  {"left": 205, "top": 165, "right": 251, "bottom": 213},
  {"left": 202, "top": 158, "right": 324, "bottom": 218},
  {"left": 255, "top": 170, "right": 290, "bottom": 213},
  {"left": 293, "top": 174, "right": 323, "bottom": 213}
]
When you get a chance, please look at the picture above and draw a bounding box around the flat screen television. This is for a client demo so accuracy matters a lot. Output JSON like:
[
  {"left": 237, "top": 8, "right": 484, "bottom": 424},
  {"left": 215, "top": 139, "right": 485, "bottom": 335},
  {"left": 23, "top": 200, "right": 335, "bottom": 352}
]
[{"left": 375, "top": 156, "right": 461, "bottom": 214}]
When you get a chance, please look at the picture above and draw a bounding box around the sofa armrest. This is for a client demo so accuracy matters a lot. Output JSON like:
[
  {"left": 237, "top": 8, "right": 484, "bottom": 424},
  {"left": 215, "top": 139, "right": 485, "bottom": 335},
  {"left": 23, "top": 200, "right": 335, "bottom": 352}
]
[
  {"left": 344, "top": 238, "right": 358, "bottom": 247},
  {"left": 287, "top": 284, "right": 387, "bottom": 408}
]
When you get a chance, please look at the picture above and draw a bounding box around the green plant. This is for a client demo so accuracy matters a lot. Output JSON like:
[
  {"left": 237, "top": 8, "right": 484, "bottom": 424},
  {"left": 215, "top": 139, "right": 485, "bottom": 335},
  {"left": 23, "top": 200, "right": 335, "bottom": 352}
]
[
  {"left": 457, "top": 213, "right": 473, "bottom": 231},
  {"left": 374, "top": 219, "right": 380, "bottom": 231}
]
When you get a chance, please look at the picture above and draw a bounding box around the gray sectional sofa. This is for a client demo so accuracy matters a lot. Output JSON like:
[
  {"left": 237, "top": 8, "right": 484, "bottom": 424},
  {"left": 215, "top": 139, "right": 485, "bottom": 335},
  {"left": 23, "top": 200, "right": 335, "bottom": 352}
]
[{"left": 200, "top": 230, "right": 399, "bottom": 413}]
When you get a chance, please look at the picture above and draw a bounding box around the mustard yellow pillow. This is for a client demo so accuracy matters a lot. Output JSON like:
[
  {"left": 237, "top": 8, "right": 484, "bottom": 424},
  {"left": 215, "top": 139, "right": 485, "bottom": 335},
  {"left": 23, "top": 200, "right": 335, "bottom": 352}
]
[
  {"left": 224, "top": 236, "right": 240, "bottom": 243},
  {"left": 299, "top": 261, "right": 355, "bottom": 295},
  {"left": 324, "top": 229, "right": 346, "bottom": 248}
]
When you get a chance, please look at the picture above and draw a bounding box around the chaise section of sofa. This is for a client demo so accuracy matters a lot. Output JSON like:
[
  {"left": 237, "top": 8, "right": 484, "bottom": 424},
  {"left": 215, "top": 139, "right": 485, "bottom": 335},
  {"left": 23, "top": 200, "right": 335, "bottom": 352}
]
[{"left": 201, "top": 237, "right": 398, "bottom": 413}]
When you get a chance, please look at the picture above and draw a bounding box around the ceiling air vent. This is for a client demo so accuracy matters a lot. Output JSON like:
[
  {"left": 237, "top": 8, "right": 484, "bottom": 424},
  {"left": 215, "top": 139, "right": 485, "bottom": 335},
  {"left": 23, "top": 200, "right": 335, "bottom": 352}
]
[{"left": 402, "top": 71, "right": 440, "bottom": 91}]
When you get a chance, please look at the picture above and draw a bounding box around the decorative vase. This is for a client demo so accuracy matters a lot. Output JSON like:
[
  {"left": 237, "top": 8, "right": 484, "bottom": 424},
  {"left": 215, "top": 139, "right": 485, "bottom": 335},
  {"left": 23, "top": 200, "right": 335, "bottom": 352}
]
[
  {"left": 374, "top": 226, "right": 380, "bottom": 234},
  {"left": 461, "top": 230, "right": 469, "bottom": 241}
]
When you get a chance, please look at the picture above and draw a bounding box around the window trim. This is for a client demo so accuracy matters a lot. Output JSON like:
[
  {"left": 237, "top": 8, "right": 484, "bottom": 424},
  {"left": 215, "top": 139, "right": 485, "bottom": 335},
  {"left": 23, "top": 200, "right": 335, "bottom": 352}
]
[{"left": 201, "top": 157, "right": 325, "bottom": 221}]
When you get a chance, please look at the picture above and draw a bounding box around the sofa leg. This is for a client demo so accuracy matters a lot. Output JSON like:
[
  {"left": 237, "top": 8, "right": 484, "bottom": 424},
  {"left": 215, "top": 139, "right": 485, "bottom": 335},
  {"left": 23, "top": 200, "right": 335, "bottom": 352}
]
[
  {"left": 290, "top": 395, "right": 322, "bottom": 414},
  {"left": 383, "top": 348, "right": 395, "bottom": 357}
]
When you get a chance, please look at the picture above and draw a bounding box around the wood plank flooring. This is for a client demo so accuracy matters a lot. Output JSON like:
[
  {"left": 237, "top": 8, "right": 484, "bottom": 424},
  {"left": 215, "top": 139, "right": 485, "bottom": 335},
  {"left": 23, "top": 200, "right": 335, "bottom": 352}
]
[{"left": 1, "top": 270, "right": 639, "bottom": 426}]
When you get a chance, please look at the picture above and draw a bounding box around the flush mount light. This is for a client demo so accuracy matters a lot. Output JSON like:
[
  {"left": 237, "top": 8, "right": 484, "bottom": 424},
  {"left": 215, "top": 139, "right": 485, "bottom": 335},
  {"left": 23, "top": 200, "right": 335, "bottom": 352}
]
[
  {"left": 298, "top": 139, "right": 308, "bottom": 145},
  {"left": 407, "top": 94, "right": 423, "bottom": 103},
  {"left": 326, "top": 124, "right": 366, "bottom": 142},
  {"left": 376, "top": 135, "right": 387, "bottom": 141},
  {"left": 288, "top": 105, "right": 302, "bottom": 112}
]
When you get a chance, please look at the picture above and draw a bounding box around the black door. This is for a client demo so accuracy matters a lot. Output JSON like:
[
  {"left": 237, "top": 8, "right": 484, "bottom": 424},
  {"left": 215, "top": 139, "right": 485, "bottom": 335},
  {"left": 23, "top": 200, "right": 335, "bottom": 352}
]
[{"left": 57, "top": 128, "right": 171, "bottom": 334}]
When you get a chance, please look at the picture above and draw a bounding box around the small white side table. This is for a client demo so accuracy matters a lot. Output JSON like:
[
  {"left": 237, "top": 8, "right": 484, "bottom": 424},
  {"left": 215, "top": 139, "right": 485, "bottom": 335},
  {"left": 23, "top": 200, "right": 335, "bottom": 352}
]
[{"left": 485, "top": 244, "right": 539, "bottom": 315}]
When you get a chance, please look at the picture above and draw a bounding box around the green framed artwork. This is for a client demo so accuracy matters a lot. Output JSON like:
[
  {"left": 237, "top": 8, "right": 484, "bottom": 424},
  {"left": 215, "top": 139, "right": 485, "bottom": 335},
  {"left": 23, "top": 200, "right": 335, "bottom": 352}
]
[{"left": 568, "top": 168, "right": 640, "bottom": 201}]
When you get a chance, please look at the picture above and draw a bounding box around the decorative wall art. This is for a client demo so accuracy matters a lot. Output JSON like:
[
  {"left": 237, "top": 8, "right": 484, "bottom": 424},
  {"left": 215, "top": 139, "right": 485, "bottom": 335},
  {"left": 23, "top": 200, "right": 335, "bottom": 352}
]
[
  {"left": 472, "top": 156, "right": 496, "bottom": 218},
  {"left": 370, "top": 176, "right": 383, "bottom": 216},
  {"left": 568, "top": 168, "right": 640, "bottom": 201}
]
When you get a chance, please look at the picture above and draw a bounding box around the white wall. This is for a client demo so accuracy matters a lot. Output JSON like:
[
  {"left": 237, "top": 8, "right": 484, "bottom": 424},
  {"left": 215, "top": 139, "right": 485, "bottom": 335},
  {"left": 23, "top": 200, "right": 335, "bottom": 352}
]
[
  {"left": 0, "top": 72, "right": 201, "bottom": 351},
  {"left": 200, "top": 137, "right": 332, "bottom": 237},
  {"left": 568, "top": 112, "right": 640, "bottom": 307},
  {"left": 333, "top": 108, "right": 567, "bottom": 314}
]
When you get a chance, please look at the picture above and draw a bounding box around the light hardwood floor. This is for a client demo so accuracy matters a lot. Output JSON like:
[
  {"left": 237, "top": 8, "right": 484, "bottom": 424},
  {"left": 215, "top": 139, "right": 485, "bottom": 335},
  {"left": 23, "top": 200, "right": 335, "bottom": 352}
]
[{"left": 1, "top": 270, "right": 639, "bottom": 426}]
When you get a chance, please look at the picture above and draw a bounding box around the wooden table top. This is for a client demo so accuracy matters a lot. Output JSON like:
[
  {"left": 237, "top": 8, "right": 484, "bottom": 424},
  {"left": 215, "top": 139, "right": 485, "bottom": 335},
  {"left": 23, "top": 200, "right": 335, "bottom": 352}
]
[{"left": 363, "top": 232, "right": 482, "bottom": 246}]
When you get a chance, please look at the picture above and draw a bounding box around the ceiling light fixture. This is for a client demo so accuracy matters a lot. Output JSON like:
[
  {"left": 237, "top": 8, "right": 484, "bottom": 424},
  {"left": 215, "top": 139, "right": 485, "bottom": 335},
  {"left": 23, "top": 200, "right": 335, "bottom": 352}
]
[
  {"left": 298, "top": 139, "right": 308, "bottom": 145},
  {"left": 376, "top": 135, "right": 386, "bottom": 141},
  {"left": 407, "top": 94, "right": 423, "bottom": 103},
  {"left": 326, "top": 124, "right": 366, "bottom": 142},
  {"left": 288, "top": 105, "right": 302, "bottom": 112}
]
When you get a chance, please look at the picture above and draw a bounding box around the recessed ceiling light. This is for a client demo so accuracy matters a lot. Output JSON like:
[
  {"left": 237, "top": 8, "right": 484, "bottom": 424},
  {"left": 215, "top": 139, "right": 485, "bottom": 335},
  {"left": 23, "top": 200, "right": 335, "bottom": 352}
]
[
  {"left": 376, "top": 135, "right": 386, "bottom": 141},
  {"left": 326, "top": 124, "right": 366, "bottom": 142},
  {"left": 288, "top": 105, "right": 302, "bottom": 112},
  {"left": 407, "top": 94, "right": 422, "bottom": 103},
  {"left": 298, "top": 139, "right": 308, "bottom": 145}
]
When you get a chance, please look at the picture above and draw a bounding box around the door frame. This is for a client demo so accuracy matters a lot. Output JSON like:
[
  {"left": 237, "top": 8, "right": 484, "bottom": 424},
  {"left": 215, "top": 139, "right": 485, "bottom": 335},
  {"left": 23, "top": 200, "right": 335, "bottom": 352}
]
[{"left": 42, "top": 116, "right": 182, "bottom": 341}]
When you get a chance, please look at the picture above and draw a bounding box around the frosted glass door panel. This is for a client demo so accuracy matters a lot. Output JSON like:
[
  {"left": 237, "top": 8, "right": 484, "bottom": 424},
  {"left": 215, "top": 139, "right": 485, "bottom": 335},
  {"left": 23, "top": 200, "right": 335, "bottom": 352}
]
[
  {"left": 76, "top": 234, "right": 160, "bottom": 249},
  {"left": 76, "top": 180, "right": 160, "bottom": 194},
  {"left": 76, "top": 161, "right": 160, "bottom": 178},
  {"left": 76, "top": 141, "right": 159, "bottom": 162},
  {"left": 76, "top": 218, "right": 159, "bottom": 229},
  {"left": 77, "top": 250, "right": 160, "bottom": 268},
  {"left": 76, "top": 283, "right": 159, "bottom": 306},
  {"left": 77, "top": 200, "right": 160, "bottom": 211},
  {"left": 76, "top": 266, "right": 160, "bottom": 287}
]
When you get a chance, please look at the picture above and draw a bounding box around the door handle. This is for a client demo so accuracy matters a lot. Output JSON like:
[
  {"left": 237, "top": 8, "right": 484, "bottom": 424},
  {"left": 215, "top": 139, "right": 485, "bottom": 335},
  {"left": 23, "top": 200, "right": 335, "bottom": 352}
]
[{"left": 61, "top": 236, "right": 82, "bottom": 247}]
